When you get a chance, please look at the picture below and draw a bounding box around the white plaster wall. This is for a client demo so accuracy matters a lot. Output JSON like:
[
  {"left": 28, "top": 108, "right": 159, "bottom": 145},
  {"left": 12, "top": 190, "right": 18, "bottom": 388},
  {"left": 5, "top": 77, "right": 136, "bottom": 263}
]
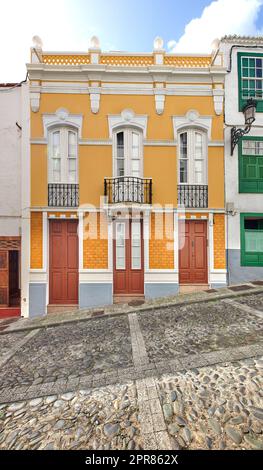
[
  {"left": 221, "top": 42, "right": 263, "bottom": 251},
  {"left": 0, "top": 86, "right": 22, "bottom": 235}
]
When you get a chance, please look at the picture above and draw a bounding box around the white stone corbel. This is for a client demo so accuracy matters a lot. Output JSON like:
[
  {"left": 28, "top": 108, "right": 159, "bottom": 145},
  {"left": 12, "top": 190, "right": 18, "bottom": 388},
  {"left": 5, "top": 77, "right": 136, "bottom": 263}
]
[
  {"left": 154, "top": 87, "right": 165, "bottom": 115},
  {"left": 213, "top": 89, "right": 224, "bottom": 116},
  {"left": 90, "top": 91, "right": 101, "bottom": 114},
  {"left": 30, "top": 92, "right": 40, "bottom": 113}
]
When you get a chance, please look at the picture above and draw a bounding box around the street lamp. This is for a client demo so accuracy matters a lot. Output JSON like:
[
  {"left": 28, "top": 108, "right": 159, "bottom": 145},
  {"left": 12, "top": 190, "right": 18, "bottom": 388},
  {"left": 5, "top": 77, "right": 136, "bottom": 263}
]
[{"left": 231, "top": 98, "right": 257, "bottom": 155}]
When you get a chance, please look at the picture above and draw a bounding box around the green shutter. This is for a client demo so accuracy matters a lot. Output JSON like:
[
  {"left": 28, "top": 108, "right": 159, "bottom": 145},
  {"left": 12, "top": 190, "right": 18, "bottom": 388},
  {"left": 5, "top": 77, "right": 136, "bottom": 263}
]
[
  {"left": 239, "top": 138, "right": 263, "bottom": 193},
  {"left": 238, "top": 52, "right": 263, "bottom": 112},
  {"left": 240, "top": 213, "right": 263, "bottom": 266}
]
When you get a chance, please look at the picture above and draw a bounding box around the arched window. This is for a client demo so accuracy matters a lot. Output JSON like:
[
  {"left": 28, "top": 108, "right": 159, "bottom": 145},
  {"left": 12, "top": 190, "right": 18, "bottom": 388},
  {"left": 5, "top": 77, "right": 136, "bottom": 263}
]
[
  {"left": 113, "top": 129, "right": 143, "bottom": 177},
  {"left": 179, "top": 129, "right": 207, "bottom": 184},
  {"left": 48, "top": 128, "right": 78, "bottom": 183}
]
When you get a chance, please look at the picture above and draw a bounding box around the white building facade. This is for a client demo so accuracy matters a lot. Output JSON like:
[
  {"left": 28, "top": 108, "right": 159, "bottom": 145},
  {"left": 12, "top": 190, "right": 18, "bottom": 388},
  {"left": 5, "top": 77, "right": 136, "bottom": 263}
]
[
  {"left": 220, "top": 36, "right": 263, "bottom": 284},
  {"left": 0, "top": 83, "right": 29, "bottom": 316}
]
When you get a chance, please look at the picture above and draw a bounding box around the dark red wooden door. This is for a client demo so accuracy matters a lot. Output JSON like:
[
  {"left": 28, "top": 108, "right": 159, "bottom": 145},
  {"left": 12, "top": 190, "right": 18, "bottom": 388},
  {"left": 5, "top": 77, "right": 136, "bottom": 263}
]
[
  {"left": 113, "top": 219, "right": 144, "bottom": 295},
  {"left": 179, "top": 220, "right": 208, "bottom": 284},
  {"left": 49, "top": 220, "right": 78, "bottom": 304}
]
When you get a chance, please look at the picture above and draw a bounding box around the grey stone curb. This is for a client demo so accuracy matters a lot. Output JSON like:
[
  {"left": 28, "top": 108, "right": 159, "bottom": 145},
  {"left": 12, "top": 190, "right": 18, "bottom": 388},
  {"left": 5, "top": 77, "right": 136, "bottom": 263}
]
[
  {"left": 1, "top": 341, "right": 262, "bottom": 405},
  {"left": 1, "top": 286, "right": 263, "bottom": 336}
]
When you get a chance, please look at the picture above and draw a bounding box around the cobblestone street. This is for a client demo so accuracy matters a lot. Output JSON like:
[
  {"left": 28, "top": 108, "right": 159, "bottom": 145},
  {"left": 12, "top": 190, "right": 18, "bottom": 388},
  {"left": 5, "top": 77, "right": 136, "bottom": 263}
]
[{"left": 0, "top": 290, "right": 263, "bottom": 450}]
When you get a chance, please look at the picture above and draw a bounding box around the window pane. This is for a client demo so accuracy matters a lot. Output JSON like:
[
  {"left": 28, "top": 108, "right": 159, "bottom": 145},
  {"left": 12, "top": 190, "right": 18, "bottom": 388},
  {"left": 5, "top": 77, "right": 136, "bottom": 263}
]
[
  {"left": 194, "top": 160, "right": 203, "bottom": 184},
  {"left": 68, "top": 159, "right": 76, "bottom": 183},
  {"left": 117, "top": 158, "right": 125, "bottom": 177},
  {"left": 52, "top": 158, "right": 60, "bottom": 182},
  {"left": 68, "top": 131, "right": 76, "bottom": 158},
  {"left": 180, "top": 160, "right": 187, "bottom": 183},
  {"left": 132, "top": 222, "right": 141, "bottom": 269},
  {"left": 132, "top": 132, "right": 139, "bottom": 158},
  {"left": 195, "top": 132, "right": 203, "bottom": 159},
  {"left": 116, "top": 223, "right": 125, "bottom": 269},
  {"left": 180, "top": 132, "right": 187, "bottom": 158},
  {"left": 52, "top": 131, "right": 60, "bottom": 158},
  {"left": 242, "top": 140, "right": 263, "bottom": 156},
  {"left": 131, "top": 159, "right": 140, "bottom": 177},
  {"left": 117, "top": 132, "right": 124, "bottom": 159}
]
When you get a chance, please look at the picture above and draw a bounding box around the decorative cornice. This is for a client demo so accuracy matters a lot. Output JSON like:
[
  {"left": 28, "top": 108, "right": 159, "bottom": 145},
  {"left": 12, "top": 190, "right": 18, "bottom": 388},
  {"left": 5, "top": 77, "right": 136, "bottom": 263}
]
[
  {"left": 173, "top": 110, "right": 212, "bottom": 140},
  {"left": 42, "top": 108, "right": 83, "bottom": 138},
  {"left": 108, "top": 109, "right": 148, "bottom": 138},
  {"left": 221, "top": 35, "right": 263, "bottom": 45}
]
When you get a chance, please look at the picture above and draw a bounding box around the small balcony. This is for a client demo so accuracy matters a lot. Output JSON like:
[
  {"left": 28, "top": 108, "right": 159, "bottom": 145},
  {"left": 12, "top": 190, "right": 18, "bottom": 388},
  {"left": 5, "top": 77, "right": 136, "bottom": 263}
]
[
  {"left": 178, "top": 185, "right": 208, "bottom": 208},
  {"left": 48, "top": 183, "right": 79, "bottom": 207},
  {"left": 104, "top": 177, "right": 152, "bottom": 205}
]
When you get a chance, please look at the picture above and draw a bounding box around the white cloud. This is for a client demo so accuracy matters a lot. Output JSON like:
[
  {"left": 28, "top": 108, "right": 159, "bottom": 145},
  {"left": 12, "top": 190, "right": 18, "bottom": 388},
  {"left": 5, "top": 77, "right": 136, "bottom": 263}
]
[
  {"left": 168, "top": 0, "right": 263, "bottom": 53},
  {"left": 0, "top": 0, "right": 99, "bottom": 82}
]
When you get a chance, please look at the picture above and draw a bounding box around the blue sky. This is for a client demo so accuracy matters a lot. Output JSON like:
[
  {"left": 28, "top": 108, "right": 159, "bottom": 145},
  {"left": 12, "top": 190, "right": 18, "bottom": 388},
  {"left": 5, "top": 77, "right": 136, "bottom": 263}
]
[
  {"left": 1, "top": 0, "right": 263, "bottom": 81},
  {"left": 69, "top": 0, "right": 213, "bottom": 52}
]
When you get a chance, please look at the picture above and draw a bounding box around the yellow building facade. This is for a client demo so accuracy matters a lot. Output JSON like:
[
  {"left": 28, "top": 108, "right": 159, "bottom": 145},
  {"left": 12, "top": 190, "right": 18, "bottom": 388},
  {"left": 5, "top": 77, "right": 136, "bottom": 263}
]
[{"left": 25, "top": 38, "right": 226, "bottom": 316}]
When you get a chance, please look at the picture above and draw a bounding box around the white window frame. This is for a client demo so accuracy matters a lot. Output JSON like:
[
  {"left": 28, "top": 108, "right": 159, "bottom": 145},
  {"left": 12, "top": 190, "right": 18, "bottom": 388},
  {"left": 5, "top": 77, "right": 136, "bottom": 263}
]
[
  {"left": 131, "top": 221, "right": 141, "bottom": 270},
  {"left": 113, "top": 128, "right": 143, "bottom": 177},
  {"left": 115, "top": 222, "right": 126, "bottom": 270},
  {"left": 178, "top": 128, "right": 207, "bottom": 185},
  {"left": 48, "top": 127, "right": 78, "bottom": 184}
]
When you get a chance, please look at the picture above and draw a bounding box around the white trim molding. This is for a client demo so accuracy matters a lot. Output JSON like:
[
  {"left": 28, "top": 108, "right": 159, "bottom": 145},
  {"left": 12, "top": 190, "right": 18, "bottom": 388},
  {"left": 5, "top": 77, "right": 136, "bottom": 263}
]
[
  {"left": 108, "top": 109, "right": 148, "bottom": 138},
  {"left": 42, "top": 108, "right": 83, "bottom": 138},
  {"left": 173, "top": 110, "right": 212, "bottom": 141}
]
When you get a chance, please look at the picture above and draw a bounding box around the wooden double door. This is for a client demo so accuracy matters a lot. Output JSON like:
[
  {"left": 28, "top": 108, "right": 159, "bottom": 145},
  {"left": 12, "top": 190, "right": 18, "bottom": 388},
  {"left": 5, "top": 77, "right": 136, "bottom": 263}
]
[
  {"left": 113, "top": 219, "right": 144, "bottom": 296},
  {"left": 49, "top": 220, "right": 78, "bottom": 304},
  {"left": 179, "top": 220, "right": 208, "bottom": 284}
]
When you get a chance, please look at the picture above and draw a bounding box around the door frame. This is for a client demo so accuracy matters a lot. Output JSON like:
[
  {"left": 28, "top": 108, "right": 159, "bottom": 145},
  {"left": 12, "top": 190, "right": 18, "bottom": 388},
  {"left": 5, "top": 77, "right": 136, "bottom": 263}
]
[
  {"left": 0, "top": 237, "right": 21, "bottom": 309},
  {"left": 113, "top": 217, "right": 144, "bottom": 296},
  {"left": 49, "top": 218, "right": 79, "bottom": 305},
  {"left": 178, "top": 218, "right": 208, "bottom": 284}
]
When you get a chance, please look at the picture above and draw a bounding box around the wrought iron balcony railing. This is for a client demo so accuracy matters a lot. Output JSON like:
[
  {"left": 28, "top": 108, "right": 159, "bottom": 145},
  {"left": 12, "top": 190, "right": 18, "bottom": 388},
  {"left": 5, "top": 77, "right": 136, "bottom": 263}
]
[
  {"left": 178, "top": 184, "right": 208, "bottom": 208},
  {"left": 48, "top": 183, "right": 79, "bottom": 207},
  {"left": 104, "top": 177, "right": 152, "bottom": 204}
]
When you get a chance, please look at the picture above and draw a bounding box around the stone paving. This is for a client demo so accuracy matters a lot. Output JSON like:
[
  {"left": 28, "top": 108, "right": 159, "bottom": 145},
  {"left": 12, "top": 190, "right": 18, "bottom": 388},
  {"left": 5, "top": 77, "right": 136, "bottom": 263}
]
[
  {"left": 159, "top": 357, "right": 263, "bottom": 450},
  {"left": 0, "top": 316, "right": 132, "bottom": 391},
  {"left": 235, "top": 293, "right": 263, "bottom": 311},
  {"left": 0, "top": 291, "right": 263, "bottom": 450},
  {"left": 138, "top": 300, "right": 263, "bottom": 362}
]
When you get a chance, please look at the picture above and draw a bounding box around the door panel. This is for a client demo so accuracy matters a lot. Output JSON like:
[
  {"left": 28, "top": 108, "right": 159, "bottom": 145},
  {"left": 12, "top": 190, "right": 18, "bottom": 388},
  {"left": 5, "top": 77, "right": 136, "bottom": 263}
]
[
  {"left": 0, "top": 251, "right": 9, "bottom": 306},
  {"left": 179, "top": 220, "right": 208, "bottom": 284},
  {"left": 113, "top": 220, "right": 144, "bottom": 295},
  {"left": 49, "top": 220, "right": 78, "bottom": 304}
]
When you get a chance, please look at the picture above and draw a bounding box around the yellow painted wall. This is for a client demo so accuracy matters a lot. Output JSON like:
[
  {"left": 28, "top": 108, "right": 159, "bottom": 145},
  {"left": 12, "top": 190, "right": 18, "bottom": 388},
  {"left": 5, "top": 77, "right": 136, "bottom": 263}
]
[
  {"left": 79, "top": 146, "right": 112, "bottom": 207},
  {"left": 83, "top": 212, "right": 108, "bottom": 269},
  {"left": 31, "top": 93, "right": 223, "bottom": 141},
  {"left": 30, "top": 212, "right": 43, "bottom": 269},
  {"left": 30, "top": 92, "right": 224, "bottom": 208},
  {"left": 144, "top": 146, "right": 177, "bottom": 206},
  {"left": 208, "top": 147, "right": 225, "bottom": 209},
  {"left": 149, "top": 213, "right": 174, "bottom": 269},
  {"left": 213, "top": 214, "right": 226, "bottom": 269},
  {"left": 31, "top": 145, "right": 47, "bottom": 207}
]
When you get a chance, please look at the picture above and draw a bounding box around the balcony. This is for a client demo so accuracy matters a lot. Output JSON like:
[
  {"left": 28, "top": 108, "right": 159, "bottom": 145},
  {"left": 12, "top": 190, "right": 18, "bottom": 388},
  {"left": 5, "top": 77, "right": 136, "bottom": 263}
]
[
  {"left": 48, "top": 184, "right": 79, "bottom": 207},
  {"left": 104, "top": 177, "right": 152, "bottom": 205},
  {"left": 178, "top": 185, "right": 208, "bottom": 208}
]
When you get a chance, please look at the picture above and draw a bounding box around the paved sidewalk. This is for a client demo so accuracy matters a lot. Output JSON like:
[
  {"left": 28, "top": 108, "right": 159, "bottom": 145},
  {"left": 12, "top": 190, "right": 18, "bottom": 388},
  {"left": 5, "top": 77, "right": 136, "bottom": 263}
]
[{"left": 1, "top": 282, "right": 263, "bottom": 334}]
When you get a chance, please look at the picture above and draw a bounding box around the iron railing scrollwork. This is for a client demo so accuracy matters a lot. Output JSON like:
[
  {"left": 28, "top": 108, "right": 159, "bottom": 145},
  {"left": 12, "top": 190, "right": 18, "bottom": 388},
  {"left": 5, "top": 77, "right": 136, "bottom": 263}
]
[
  {"left": 104, "top": 177, "right": 152, "bottom": 204},
  {"left": 178, "top": 185, "right": 208, "bottom": 208},
  {"left": 48, "top": 184, "right": 79, "bottom": 207}
]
